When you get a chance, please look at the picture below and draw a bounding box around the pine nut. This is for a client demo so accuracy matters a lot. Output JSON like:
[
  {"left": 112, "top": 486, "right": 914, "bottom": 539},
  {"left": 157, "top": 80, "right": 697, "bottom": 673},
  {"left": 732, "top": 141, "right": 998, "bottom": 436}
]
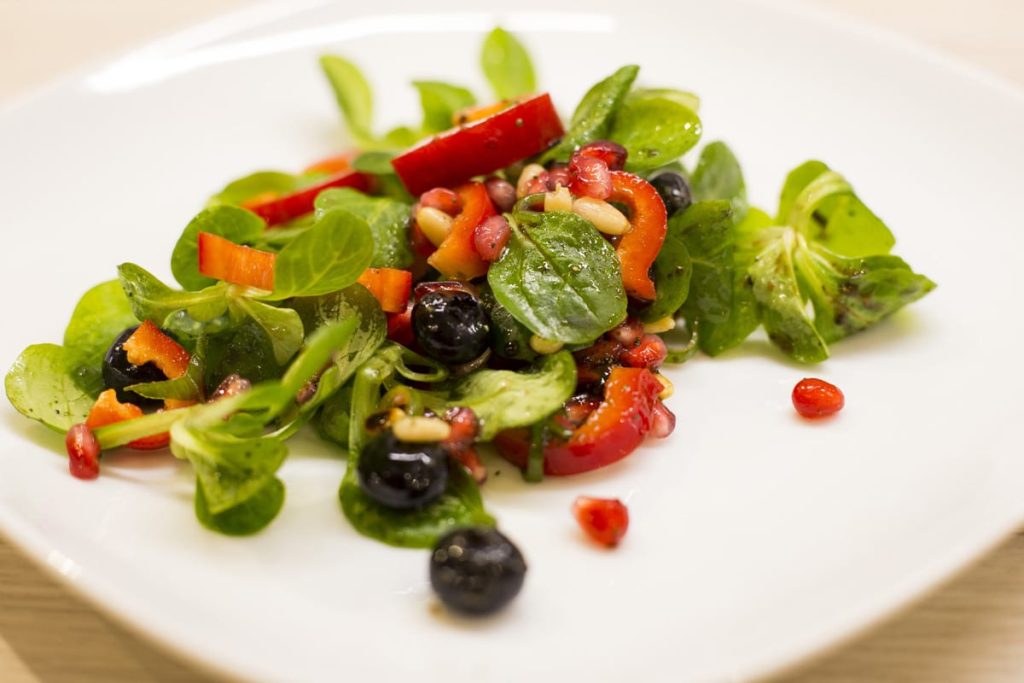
[
  {"left": 544, "top": 185, "right": 573, "bottom": 213},
  {"left": 643, "top": 317, "right": 677, "bottom": 334},
  {"left": 415, "top": 206, "right": 454, "bottom": 247},
  {"left": 655, "top": 374, "right": 674, "bottom": 400},
  {"left": 516, "top": 163, "right": 547, "bottom": 198},
  {"left": 572, "top": 197, "right": 630, "bottom": 235},
  {"left": 392, "top": 415, "right": 452, "bottom": 443},
  {"left": 529, "top": 335, "right": 564, "bottom": 355}
]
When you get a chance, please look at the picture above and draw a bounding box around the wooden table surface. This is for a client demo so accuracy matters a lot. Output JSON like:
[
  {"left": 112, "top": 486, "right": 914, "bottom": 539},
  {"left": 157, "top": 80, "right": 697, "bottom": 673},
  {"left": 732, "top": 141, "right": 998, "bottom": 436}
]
[{"left": 1, "top": 1, "right": 1023, "bottom": 681}]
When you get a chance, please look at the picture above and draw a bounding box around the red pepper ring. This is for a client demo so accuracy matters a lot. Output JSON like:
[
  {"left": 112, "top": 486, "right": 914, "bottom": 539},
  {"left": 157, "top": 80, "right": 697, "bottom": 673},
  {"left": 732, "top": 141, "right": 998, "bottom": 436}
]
[
  {"left": 494, "top": 367, "right": 668, "bottom": 476},
  {"left": 608, "top": 171, "right": 667, "bottom": 301}
]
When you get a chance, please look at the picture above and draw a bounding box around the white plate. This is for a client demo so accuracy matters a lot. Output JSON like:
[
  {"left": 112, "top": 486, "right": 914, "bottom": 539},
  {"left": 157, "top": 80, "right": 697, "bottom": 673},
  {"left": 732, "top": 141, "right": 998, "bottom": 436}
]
[{"left": 2, "top": 1, "right": 1023, "bottom": 681}]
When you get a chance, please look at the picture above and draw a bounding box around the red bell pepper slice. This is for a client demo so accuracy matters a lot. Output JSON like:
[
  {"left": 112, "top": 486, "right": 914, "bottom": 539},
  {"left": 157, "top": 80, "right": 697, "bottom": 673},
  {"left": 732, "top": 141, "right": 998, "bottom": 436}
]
[
  {"left": 86, "top": 389, "right": 171, "bottom": 450},
  {"left": 242, "top": 170, "right": 371, "bottom": 226},
  {"left": 123, "top": 321, "right": 191, "bottom": 380},
  {"left": 391, "top": 93, "right": 565, "bottom": 195},
  {"left": 356, "top": 267, "right": 413, "bottom": 313},
  {"left": 197, "top": 231, "right": 277, "bottom": 291},
  {"left": 608, "top": 171, "right": 667, "bottom": 301},
  {"left": 494, "top": 367, "right": 666, "bottom": 476},
  {"left": 427, "top": 182, "right": 495, "bottom": 280}
]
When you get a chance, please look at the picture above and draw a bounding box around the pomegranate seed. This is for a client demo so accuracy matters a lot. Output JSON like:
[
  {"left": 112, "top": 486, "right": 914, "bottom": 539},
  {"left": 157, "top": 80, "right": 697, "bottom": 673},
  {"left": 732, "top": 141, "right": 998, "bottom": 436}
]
[
  {"left": 419, "top": 187, "right": 462, "bottom": 216},
  {"left": 521, "top": 173, "right": 550, "bottom": 197},
  {"left": 474, "top": 215, "right": 512, "bottom": 262},
  {"left": 568, "top": 155, "right": 612, "bottom": 199},
  {"left": 66, "top": 423, "right": 100, "bottom": 480},
  {"left": 546, "top": 164, "right": 572, "bottom": 190},
  {"left": 577, "top": 140, "right": 628, "bottom": 171},
  {"left": 649, "top": 401, "right": 676, "bottom": 438},
  {"left": 572, "top": 496, "right": 629, "bottom": 548},
  {"left": 792, "top": 378, "right": 845, "bottom": 418},
  {"left": 621, "top": 334, "right": 668, "bottom": 369},
  {"left": 484, "top": 177, "right": 516, "bottom": 213},
  {"left": 607, "top": 318, "right": 644, "bottom": 347},
  {"left": 212, "top": 373, "right": 251, "bottom": 401}
]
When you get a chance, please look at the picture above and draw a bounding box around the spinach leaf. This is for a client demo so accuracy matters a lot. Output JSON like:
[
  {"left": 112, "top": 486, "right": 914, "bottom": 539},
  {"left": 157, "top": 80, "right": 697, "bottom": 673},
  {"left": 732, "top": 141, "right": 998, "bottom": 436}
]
[
  {"left": 488, "top": 210, "right": 626, "bottom": 344},
  {"left": 118, "top": 263, "right": 231, "bottom": 328},
  {"left": 229, "top": 297, "right": 305, "bottom": 365},
  {"left": 480, "top": 27, "right": 536, "bottom": 101},
  {"left": 171, "top": 206, "right": 265, "bottom": 290},
  {"left": 747, "top": 227, "right": 830, "bottom": 363},
  {"left": 203, "top": 319, "right": 283, "bottom": 388},
  {"left": 794, "top": 242, "right": 936, "bottom": 344},
  {"left": 195, "top": 477, "right": 285, "bottom": 536},
  {"left": 319, "top": 55, "right": 376, "bottom": 146},
  {"left": 479, "top": 284, "right": 537, "bottom": 361},
  {"left": 315, "top": 385, "right": 352, "bottom": 447},
  {"left": 412, "top": 80, "right": 476, "bottom": 133},
  {"left": 629, "top": 87, "right": 700, "bottom": 113},
  {"left": 540, "top": 65, "right": 639, "bottom": 163},
  {"left": 636, "top": 217, "right": 692, "bottom": 324},
  {"left": 5, "top": 344, "right": 94, "bottom": 431},
  {"left": 339, "top": 464, "right": 493, "bottom": 548},
  {"left": 351, "top": 150, "right": 397, "bottom": 175},
  {"left": 261, "top": 209, "right": 373, "bottom": 301},
  {"left": 291, "top": 285, "right": 387, "bottom": 410},
  {"left": 62, "top": 280, "right": 137, "bottom": 395},
  {"left": 208, "top": 171, "right": 300, "bottom": 208},
  {"left": 610, "top": 92, "right": 702, "bottom": 172},
  {"left": 446, "top": 351, "right": 576, "bottom": 441},
  {"left": 777, "top": 161, "right": 895, "bottom": 258},
  {"left": 314, "top": 188, "right": 413, "bottom": 269},
  {"left": 690, "top": 141, "right": 747, "bottom": 221}
]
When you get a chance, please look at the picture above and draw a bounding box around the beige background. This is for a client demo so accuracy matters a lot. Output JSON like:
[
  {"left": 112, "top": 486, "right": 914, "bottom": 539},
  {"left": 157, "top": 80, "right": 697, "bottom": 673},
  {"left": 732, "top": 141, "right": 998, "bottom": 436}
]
[{"left": 1, "top": 1, "right": 1023, "bottom": 681}]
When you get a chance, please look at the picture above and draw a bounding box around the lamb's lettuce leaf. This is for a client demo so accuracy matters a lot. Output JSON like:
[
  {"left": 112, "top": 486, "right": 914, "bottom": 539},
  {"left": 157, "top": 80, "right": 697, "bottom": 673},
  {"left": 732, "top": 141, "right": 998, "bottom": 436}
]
[{"left": 481, "top": 28, "right": 536, "bottom": 101}]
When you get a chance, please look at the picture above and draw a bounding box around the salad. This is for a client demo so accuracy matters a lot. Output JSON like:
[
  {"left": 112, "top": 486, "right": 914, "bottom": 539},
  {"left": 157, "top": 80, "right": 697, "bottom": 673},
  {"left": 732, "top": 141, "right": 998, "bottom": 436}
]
[{"left": 4, "top": 28, "right": 934, "bottom": 615}]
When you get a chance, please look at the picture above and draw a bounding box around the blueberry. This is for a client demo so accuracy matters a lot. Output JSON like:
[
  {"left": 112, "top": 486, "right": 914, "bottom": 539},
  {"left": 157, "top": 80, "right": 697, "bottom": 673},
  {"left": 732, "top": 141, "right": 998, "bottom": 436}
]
[
  {"left": 101, "top": 327, "right": 166, "bottom": 409},
  {"left": 649, "top": 172, "right": 693, "bottom": 217},
  {"left": 412, "top": 289, "right": 490, "bottom": 365},
  {"left": 357, "top": 430, "right": 448, "bottom": 510},
  {"left": 430, "top": 527, "right": 527, "bottom": 615}
]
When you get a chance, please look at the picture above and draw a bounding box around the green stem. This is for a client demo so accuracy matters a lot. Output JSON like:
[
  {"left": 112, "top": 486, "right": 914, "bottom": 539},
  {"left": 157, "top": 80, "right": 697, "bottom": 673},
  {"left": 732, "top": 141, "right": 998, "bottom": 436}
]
[
  {"left": 524, "top": 420, "right": 546, "bottom": 483},
  {"left": 94, "top": 408, "right": 193, "bottom": 449}
]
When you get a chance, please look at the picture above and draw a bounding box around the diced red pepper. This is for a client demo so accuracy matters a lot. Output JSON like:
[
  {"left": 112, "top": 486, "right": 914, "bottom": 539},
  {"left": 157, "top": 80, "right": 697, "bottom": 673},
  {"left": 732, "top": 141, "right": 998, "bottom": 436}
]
[
  {"left": 356, "top": 268, "right": 413, "bottom": 314},
  {"left": 197, "top": 231, "right": 277, "bottom": 291},
  {"left": 85, "top": 390, "right": 171, "bottom": 450},
  {"left": 427, "top": 183, "right": 495, "bottom": 280},
  {"left": 495, "top": 367, "right": 669, "bottom": 476},
  {"left": 123, "top": 321, "right": 190, "bottom": 380},
  {"left": 386, "top": 302, "right": 416, "bottom": 347},
  {"left": 243, "top": 170, "right": 371, "bottom": 226},
  {"left": 609, "top": 171, "right": 667, "bottom": 301},
  {"left": 572, "top": 496, "right": 630, "bottom": 547},
  {"left": 620, "top": 334, "right": 668, "bottom": 370},
  {"left": 391, "top": 94, "right": 565, "bottom": 195}
]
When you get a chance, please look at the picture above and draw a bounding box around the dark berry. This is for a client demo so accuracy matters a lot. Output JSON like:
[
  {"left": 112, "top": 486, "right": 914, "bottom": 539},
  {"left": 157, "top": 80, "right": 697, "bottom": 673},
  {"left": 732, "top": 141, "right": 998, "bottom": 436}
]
[
  {"left": 357, "top": 430, "right": 449, "bottom": 510},
  {"left": 413, "top": 290, "right": 490, "bottom": 365},
  {"left": 430, "top": 527, "right": 527, "bottom": 615},
  {"left": 649, "top": 172, "right": 693, "bottom": 217},
  {"left": 101, "top": 327, "right": 166, "bottom": 408}
]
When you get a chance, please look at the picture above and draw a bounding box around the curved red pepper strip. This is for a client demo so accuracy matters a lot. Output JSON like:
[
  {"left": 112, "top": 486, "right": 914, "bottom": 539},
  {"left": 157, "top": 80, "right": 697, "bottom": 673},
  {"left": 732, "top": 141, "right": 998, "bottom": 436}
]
[
  {"left": 608, "top": 171, "right": 667, "bottom": 301},
  {"left": 427, "top": 182, "right": 495, "bottom": 280},
  {"left": 244, "top": 170, "right": 372, "bottom": 226},
  {"left": 494, "top": 367, "right": 666, "bottom": 476}
]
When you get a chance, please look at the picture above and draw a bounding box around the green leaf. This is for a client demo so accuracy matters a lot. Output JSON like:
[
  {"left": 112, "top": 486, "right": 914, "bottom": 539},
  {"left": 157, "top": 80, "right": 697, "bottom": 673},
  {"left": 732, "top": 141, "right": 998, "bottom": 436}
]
[
  {"left": 382, "top": 126, "right": 420, "bottom": 148},
  {"left": 229, "top": 298, "right": 305, "bottom": 365},
  {"left": 610, "top": 93, "right": 702, "bottom": 172},
  {"left": 262, "top": 209, "right": 374, "bottom": 301},
  {"left": 62, "top": 280, "right": 137, "bottom": 396},
  {"left": 794, "top": 243, "right": 936, "bottom": 344},
  {"left": 480, "top": 27, "right": 536, "bottom": 100},
  {"left": 195, "top": 477, "right": 285, "bottom": 536},
  {"left": 320, "top": 55, "right": 375, "bottom": 145},
  {"left": 747, "top": 227, "right": 829, "bottom": 363},
  {"left": 412, "top": 80, "right": 476, "bottom": 133},
  {"left": 171, "top": 206, "right": 265, "bottom": 290},
  {"left": 777, "top": 161, "right": 895, "bottom": 258},
  {"left": 203, "top": 319, "right": 283, "bottom": 388},
  {"left": 118, "top": 263, "right": 231, "bottom": 329},
  {"left": 540, "top": 65, "right": 639, "bottom": 163},
  {"left": 690, "top": 141, "right": 747, "bottom": 221},
  {"left": 351, "top": 150, "right": 397, "bottom": 175},
  {"left": 290, "top": 285, "right": 387, "bottom": 410},
  {"left": 339, "top": 463, "right": 494, "bottom": 549},
  {"left": 5, "top": 344, "right": 94, "bottom": 431},
  {"left": 314, "top": 188, "right": 413, "bottom": 269},
  {"left": 488, "top": 210, "right": 627, "bottom": 344},
  {"left": 446, "top": 351, "right": 576, "bottom": 441},
  {"left": 315, "top": 384, "right": 352, "bottom": 447},
  {"left": 479, "top": 284, "right": 537, "bottom": 361},
  {"left": 628, "top": 87, "right": 700, "bottom": 113},
  {"left": 207, "top": 171, "right": 300, "bottom": 208},
  {"left": 278, "top": 317, "right": 359, "bottom": 401},
  {"left": 636, "top": 219, "right": 692, "bottom": 324}
]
